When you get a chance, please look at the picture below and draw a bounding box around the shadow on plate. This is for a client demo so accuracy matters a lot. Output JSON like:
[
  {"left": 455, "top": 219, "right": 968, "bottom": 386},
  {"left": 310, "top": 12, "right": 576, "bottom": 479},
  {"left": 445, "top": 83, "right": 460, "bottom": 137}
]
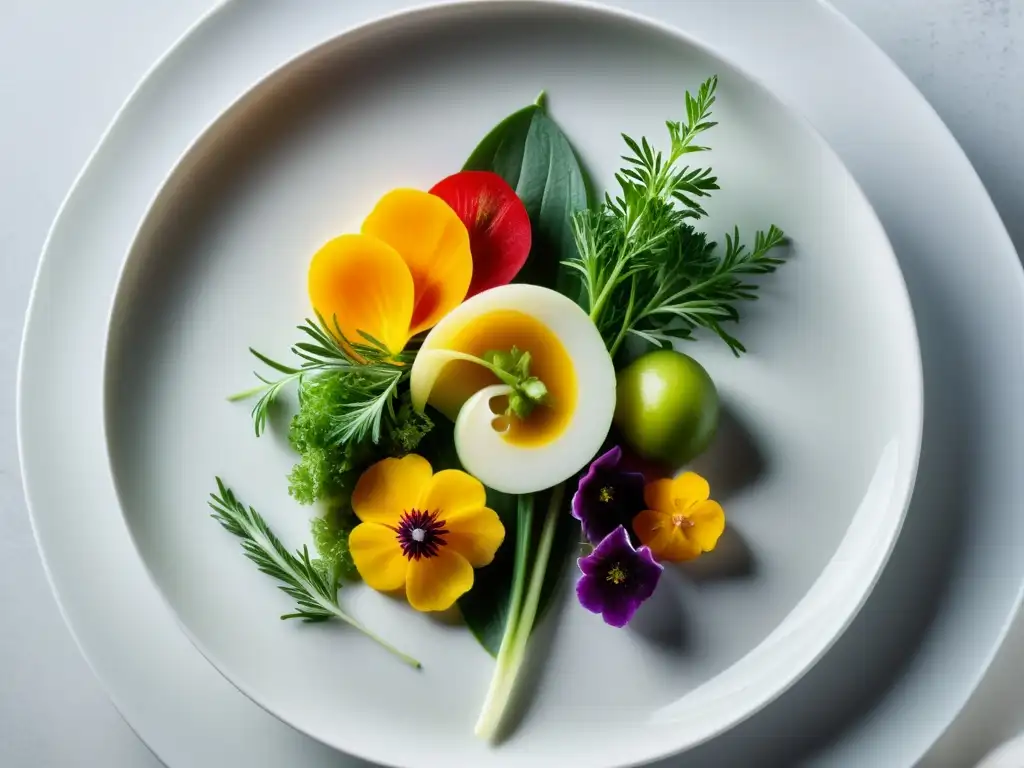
[
  {"left": 690, "top": 401, "right": 767, "bottom": 504},
  {"left": 641, "top": 203, "right": 974, "bottom": 768},
  {"left": 629, "top": 567, "right": 692, "bottom": 654},
  {"left": 679, "top": 526, "right": 757, "bottom": 583}
]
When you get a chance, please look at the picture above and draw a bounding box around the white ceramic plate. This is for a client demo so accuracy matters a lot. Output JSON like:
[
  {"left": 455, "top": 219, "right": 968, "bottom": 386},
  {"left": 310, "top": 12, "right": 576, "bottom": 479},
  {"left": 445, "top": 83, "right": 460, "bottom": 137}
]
[
  {"left": 17, "top": 2, "right": 1024, "bottom": 768},
  {"left": 97, "top": 3, "right": 919, "bottom": 767}
]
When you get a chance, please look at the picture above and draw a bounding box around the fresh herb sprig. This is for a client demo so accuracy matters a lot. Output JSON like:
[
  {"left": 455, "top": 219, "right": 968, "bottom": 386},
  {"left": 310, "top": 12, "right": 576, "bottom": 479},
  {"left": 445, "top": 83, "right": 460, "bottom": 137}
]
[
  {"left": 564, "top": 75, "right": 787, "bottom": 356},
  {"left": 229, "top": 313, "right": 412, "bottom": 443},
  {"left": 418, "top": 346, "right": 550, "bottom": 421},
  {"left": 229, "top": 314, "right": 431, "bottom": 506},
  {"left": 481, "top": 347, "right": 549, "bottom": 418},
  {"left": 208, "top": 478, "right": 420, "bottom": 667}
]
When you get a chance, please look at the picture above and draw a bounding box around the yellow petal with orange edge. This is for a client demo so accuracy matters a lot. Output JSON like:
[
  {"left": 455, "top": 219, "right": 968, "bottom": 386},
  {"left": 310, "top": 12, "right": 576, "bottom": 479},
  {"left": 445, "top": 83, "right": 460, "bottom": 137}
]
[
  {"left": 671, "top": 472, "right": 711, "bottom": 509},
  {"left": 443, "top": 506, "right": 505, "bottom": 568},
  {"left": 351, "top": 454, "right": 432, "bottom": 525},
  {"left": 308, "top": 233, "right": 414, "bottom": 355},
  {"left": 420, "top": 469, "right": 487, "bottom": 516},
  {"left": 643, "top": 479, "right": 676, "bottom": 515},
  {"left": 633, "top": 509, "right": 702, "bottom": 562},
  {"left": 361, "top": 189, "right": 472, "bottom": 336},
  {"left": 348, "top": 523, "right": 408, "bottom": 591},
  {"left": 405, "top": 548, "right": 474, "bottom": 612},
  {"left": 687, "top": 499, "right": 726, "bottom": 552}
]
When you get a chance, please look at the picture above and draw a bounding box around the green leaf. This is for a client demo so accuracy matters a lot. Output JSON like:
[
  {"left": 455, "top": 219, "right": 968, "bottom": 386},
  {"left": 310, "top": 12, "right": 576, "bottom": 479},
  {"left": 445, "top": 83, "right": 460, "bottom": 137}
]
[
  {"left": 464, "top": 101, "right": 589, "bottom": 298},
  {"left": 457, "top": 486, "right": 521, "bottom": 655},
  {"left": 458, "top": 483, "right": 576, "bottom": 657},
  {"left": 482, "top": 349, "right": 514, "bottom": 372},
  {"left": 519, "top": 377, "right": 548, "bottom": 403}
]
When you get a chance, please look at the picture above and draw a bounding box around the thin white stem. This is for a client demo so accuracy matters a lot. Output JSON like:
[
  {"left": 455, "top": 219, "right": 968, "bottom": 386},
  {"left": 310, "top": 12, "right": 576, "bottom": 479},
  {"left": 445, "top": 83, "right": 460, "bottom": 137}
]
[{"left": 245, "top": 517, "right": 421, "bottom": 669}]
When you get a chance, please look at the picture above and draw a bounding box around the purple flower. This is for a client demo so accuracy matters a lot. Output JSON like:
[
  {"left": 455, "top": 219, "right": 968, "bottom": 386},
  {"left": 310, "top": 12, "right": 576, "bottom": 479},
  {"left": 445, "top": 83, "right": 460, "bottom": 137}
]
[
  {"left": 571, "top": 446, "right": 646, "bottom": 545},
  {"left": 576, "top": 526, "right": 663, "bottom": 628}
]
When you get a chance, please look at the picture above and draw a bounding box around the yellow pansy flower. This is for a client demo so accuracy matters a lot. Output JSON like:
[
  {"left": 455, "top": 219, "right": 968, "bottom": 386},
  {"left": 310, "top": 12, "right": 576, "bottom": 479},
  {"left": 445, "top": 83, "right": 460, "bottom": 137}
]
[
  {"left": 348, "top": 454, "right": 505, "bottom": 612},
  {"left": 632, "top": 471, "right": 724, "bottom": 562}
]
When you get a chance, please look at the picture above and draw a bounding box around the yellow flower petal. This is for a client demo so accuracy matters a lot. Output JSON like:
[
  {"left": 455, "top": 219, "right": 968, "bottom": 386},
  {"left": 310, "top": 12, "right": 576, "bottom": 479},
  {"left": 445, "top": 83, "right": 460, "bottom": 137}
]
[
  {"left": 362, "top": 189, "right": 472, "bottom": 336},
  {"left": 406, "top": 548, "right": 474, "bottom": 612},
  {"left": 420, "top": 469, "right": 487, "bottom": 516},
  {"left": 686, "top": 500, "right": 726, "bottom": 552},
  {"left": 307, "top": 233, "right": 415, "bottom": 355},
  {"left": 671, "top": 471, "right": 711, "bottom": 509},
  {"left": 351, "top": 455, "right": 432, "bottom": 525},
  {"left": 443, "top": 506, "right": 505, "bottom": 568},
  {"left": 643, "top": 478, "right": 676, "bottom": 514},
  {"left": 633, "top": 509, "right": 702, "bottom": 562},
  {"left": 348, "top": 523, "right": 407, "bottom": 591}
]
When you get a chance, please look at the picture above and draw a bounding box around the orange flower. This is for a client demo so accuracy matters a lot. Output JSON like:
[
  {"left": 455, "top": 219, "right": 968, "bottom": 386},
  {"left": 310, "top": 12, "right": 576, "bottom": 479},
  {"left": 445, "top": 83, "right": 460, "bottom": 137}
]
[
  {"left": 308, "top": 189, "right": 473, "bottom": 354},
  {"left": 632, "top": 472, "right": 724, "bottom": 562}
]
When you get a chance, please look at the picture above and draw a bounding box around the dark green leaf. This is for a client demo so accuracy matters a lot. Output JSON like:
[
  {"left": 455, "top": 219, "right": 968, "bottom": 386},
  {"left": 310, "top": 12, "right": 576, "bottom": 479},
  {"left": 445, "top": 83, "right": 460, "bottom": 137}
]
[
  {"left": 464, "top": 101, "right": 589, "bottom": 299},
  {"left": 457, "top": 483, "right": 577, "bottom": 657},
  {"left": 457, "top": 485, "right": 521, "bottom": 656}
]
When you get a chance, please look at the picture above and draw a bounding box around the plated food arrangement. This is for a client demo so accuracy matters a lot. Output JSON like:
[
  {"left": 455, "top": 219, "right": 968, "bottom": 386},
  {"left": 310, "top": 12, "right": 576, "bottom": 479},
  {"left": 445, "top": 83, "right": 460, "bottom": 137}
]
[{"left": 216, "top": 75, "right": 787, "bottom": 741}]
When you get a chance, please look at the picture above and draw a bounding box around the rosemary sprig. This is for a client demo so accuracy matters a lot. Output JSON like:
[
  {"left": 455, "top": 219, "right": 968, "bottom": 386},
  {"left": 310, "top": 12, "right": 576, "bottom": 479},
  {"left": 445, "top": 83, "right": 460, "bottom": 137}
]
[
  {"left": 229, "top": 313, "right": 410, "bottom": 443},
  {"left": 208, "top": 477, "right": 420, "bottom": 668}
]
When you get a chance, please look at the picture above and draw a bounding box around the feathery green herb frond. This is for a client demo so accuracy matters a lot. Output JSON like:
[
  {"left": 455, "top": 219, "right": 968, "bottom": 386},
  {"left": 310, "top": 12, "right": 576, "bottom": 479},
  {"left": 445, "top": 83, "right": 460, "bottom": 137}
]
[
  {"left": 208, "top": 478, "right": 419, "bottom": 667},
  {"left": 564, "top": 75, "right": 788, "bottom": 357},
  {"left": 229, "top": 313, "right": 411, "bottom": 444}
]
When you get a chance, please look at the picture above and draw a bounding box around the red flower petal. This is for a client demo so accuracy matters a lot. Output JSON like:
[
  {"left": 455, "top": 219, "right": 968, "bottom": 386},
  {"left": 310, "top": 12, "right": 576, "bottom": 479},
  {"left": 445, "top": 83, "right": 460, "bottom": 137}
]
[{"left": 429, "top": 171, "right": 531, "bottom": 298}]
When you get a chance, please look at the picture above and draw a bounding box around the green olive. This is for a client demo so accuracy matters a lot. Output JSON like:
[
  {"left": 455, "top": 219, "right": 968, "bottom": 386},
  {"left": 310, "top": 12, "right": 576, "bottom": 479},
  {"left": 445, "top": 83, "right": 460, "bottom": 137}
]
[{"left": 613, "top": 349, "right": 719, "bottom": 468}]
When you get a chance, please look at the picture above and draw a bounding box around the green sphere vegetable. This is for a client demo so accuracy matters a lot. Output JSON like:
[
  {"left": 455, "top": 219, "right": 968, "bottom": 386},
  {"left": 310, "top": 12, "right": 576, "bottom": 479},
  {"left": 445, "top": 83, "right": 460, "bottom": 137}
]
[{"left": 613, "top": 349, "right": 719, "bottom": 468}]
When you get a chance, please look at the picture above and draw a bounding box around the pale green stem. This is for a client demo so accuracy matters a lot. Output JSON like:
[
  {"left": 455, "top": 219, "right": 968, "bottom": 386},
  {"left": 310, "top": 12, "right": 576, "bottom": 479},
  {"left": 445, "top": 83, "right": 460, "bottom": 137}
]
[
  {"left": 248, "top": 519, "right": 421, "bottom": 669},
  {"left": 226, "top": 382, "right": 275, "bottom": 402},
  {"left": 473, "top": 495, "right": 534, "bottom": 738},
  {"left": 607, "top": 276, "right": 639, "bottom": 358},
  {"left": 474, "top": 484, "right": 565, "bottom": 740},
  {"left": 587, "top": 253, "right": 627, "bottom": 327},
  {"left": 327, "top": 607, "right": 422, "bottom": 670},
  {"left": 433, "top": 350, "right": 523, "bottom": 388}
]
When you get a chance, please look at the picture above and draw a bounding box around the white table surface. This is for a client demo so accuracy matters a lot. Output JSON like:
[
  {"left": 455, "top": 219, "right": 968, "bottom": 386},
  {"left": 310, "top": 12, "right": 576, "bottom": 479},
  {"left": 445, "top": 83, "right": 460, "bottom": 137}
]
[{"left": 1, "top": 1, "right": 1021, "bottom": 766}]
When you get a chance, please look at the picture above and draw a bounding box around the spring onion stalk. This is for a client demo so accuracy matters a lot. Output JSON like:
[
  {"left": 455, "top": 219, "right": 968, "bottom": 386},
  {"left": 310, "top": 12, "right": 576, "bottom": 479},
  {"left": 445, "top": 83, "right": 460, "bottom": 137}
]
[{"left": 474, "top": 483, "right": 565, "bottom": 740}]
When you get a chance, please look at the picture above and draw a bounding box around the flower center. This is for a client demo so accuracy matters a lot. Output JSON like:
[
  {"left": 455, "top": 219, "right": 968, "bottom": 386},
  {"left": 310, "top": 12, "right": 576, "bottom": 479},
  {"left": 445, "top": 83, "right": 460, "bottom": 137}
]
[
  {"left": 606, "top": 563, "right": 628, "bottom": 585},
  {"left": 598, "top": 486, "right": 615, "bottom": 503},
  {"left": 395, "top": 509, "right": 449, "bottom": 560},
  {"left": 672, "top": 513, "right": 694, "bottom": 529}
]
